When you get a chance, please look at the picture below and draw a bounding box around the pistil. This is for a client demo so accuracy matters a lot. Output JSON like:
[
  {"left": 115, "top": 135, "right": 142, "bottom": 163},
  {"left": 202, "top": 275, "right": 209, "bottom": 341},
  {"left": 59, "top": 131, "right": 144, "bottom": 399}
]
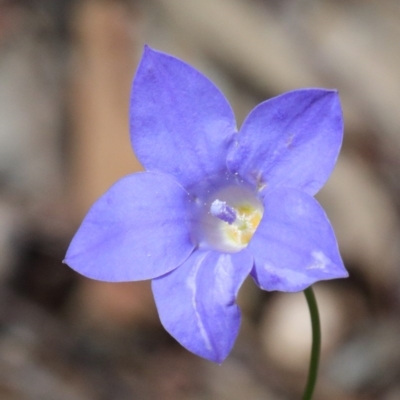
[{"left": 210, "top": 200, "right": 237, "bottom": 224}]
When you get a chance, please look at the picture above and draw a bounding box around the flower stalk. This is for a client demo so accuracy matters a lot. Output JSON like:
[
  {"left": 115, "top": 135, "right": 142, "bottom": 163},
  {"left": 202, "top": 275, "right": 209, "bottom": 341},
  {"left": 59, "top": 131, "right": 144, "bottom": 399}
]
[{"left": 302, "top": 286, "right": 321, "bottom": 400}]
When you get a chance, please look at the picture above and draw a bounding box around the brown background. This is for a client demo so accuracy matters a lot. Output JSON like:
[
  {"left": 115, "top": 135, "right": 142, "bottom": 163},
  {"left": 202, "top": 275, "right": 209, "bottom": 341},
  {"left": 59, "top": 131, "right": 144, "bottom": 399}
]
[{"left": 0, "top": 0, "right": 400, "bottom": 399}]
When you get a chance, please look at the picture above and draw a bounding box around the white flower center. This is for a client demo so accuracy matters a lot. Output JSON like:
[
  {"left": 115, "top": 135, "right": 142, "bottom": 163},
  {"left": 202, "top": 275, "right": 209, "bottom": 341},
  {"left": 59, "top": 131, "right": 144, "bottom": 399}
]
[
  {"left": 217, "top": 201, "right": 262, "bottom": 248},
  {"left": 200, "top": 185, "right": 263, "bottom": 253}
]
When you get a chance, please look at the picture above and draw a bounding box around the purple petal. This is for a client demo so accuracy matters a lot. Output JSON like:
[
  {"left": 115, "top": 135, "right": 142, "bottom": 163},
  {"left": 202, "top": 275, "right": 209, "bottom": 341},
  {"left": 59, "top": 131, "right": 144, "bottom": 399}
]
[
  {"left": 130, "top": 46, "right": 236, "bottom": 190},
  {"left": 227, "top": 89, "right": 343, "bottom": 196},
  {"left": 249, "top": 188, "right": 348, "bottom": 292},
  {"left": 64, "top": 172, "right": 195, "bottom": 282},
  {"left": 152, "top": 249, "right": 253, "bottom": 363}
]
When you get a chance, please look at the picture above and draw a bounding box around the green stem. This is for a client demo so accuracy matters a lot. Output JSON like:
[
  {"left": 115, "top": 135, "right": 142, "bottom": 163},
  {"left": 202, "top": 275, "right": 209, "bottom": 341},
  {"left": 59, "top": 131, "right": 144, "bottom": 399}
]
[{"left": 301, "top": 286, "right": 321, "bottom": 400}]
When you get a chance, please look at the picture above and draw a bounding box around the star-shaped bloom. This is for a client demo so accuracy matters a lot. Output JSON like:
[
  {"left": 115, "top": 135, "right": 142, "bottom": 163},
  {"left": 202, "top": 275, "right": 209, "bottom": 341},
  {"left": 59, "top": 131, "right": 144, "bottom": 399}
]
[{"left": 64, "top": 46, "right": 348, "bottom": 363}]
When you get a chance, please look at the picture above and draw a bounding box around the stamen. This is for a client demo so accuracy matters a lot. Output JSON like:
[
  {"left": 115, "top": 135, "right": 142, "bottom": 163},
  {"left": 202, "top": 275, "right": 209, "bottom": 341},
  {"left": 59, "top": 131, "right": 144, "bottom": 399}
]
[
  {"left": 200, "top": 184, "right": 263, "bottom": 253},
  {"left": 224, "top": 204, "right": 262, "bottom": 247},
  {"left": 210, "top": 200, "right": 237, "bottom": 224}
]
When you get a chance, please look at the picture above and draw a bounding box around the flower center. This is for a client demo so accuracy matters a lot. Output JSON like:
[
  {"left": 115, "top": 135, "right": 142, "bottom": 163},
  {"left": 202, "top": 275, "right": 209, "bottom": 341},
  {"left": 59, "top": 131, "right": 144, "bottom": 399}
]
[
  {"left": 217, "top": 202, "right": 262, "bottom": 248},
  {"left": 199, "top": 184, "right": 264, "bottom": 253}
]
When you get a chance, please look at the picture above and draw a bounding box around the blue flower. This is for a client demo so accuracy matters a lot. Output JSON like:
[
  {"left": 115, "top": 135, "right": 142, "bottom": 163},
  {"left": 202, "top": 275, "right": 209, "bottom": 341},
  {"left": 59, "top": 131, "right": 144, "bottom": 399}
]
[{"left": 64, "top": 46, "right": 348, "bottom": 363}]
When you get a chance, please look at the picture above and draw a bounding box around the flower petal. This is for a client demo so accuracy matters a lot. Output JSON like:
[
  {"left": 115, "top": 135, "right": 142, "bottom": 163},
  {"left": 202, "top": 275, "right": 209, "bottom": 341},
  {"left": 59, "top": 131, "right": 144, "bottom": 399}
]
[
  {"left": 249, "top": 188, "right": 348, "bottom": 292},
  {"left": 64, "top": 172, "right": 195, "bottom": 282},
  {"left": 227, "top": 89, "right": 343, "bottom": 196},
  {"left": 130, "top": 46, "right": 236, "bottom": 189},
  {"left": 152, "top": 249, "right": 253, "bottom": 363}
]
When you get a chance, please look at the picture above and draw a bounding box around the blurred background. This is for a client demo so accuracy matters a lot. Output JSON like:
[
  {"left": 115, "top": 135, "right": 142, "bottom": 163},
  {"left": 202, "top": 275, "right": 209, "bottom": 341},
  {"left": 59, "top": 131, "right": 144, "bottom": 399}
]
[{"left": 1, "top": 0, "right": 400, "bottom": 399}]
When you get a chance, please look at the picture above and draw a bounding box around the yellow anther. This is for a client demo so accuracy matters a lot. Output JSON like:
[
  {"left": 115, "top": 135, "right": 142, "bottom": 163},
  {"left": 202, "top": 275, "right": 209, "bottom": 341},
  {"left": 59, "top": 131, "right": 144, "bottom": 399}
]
[{"left": 222, "top": 203, "right": 262, "bottom": 248}]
